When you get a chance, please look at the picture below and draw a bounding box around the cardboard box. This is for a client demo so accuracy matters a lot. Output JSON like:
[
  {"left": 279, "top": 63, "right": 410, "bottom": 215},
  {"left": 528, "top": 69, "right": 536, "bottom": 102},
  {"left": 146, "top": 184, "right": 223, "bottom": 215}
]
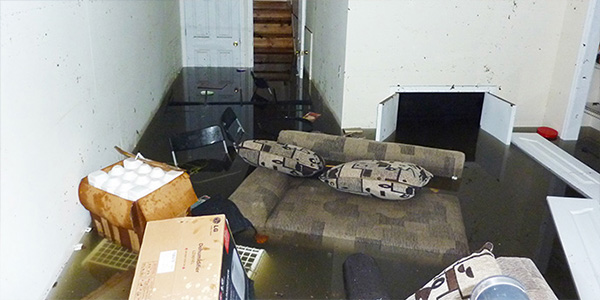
[
  {"left": 129, "top": 215, "right": 250, "bottom": 300},
  {"left": 78, "top": 160, "right": 198, "bottom": 252}
]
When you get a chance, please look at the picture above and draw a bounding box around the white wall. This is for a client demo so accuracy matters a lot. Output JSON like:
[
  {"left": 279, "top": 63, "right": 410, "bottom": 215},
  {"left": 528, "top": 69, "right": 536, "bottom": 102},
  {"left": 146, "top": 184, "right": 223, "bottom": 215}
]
[
  {"left": 339, "top": 0, "right": 585, "bottom": 129},
  {"left": 305, "top": 0, "right": 349, "bottom": 124},
  {"left": 0, "top": 1, "right": 181, "bottom": 299}
]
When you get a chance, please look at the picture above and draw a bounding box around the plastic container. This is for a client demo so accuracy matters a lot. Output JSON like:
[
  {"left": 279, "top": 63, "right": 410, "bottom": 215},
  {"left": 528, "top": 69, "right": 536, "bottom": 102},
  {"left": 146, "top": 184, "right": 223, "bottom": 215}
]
[
  {"left": 537, "top": 126, "right": 558, "bottom": 140},
  {"left": 471, "top": 275, "right": 529, "bottom": 300}
]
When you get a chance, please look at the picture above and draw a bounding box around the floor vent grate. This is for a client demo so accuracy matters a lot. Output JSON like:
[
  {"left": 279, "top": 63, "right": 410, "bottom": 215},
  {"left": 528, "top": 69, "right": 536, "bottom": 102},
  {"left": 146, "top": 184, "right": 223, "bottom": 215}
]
[
  {"left": 237, "top": 245, "right": 266, "bottom": 279},
  {"left": 83, "top": 239, "right": 138, "bottom": 271}
]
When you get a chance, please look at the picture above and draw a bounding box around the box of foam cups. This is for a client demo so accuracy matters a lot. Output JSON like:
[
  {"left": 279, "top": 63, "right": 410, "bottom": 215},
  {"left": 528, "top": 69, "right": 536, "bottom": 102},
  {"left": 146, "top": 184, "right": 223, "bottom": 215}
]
[
  {"left": 87, "top": 157, "right": 183, "bottom": 201},
  {"left": 78, "top": 153, "right": 198, "bottom": 252}
]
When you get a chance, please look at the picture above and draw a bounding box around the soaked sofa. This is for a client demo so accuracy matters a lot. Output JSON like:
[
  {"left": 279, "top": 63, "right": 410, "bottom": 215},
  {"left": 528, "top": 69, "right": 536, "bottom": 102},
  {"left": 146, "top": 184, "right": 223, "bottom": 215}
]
[{"left": 230, "top": 130, "right": 468, "bottom": 257}]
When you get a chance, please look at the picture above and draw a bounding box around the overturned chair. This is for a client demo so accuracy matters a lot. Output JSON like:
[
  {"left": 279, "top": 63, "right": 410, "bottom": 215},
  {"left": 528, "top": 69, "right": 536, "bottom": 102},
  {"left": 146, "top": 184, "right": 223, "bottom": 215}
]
[{"left": 230, "top": 130, "right": 469, "bottom": 259}]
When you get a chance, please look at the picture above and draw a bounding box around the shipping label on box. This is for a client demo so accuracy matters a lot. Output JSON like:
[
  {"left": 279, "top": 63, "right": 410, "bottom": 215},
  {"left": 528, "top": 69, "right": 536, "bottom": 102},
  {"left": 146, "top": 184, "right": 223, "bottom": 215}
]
[{"left": 129, "top": 215, "right": 249, "bottom": 300}]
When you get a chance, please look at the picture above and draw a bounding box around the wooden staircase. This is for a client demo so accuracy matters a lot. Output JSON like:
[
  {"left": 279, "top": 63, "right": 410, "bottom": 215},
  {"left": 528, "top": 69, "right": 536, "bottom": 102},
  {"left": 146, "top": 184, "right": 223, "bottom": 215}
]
[{"left": 254, "top": 1, "right": 294, "bottom": 81}]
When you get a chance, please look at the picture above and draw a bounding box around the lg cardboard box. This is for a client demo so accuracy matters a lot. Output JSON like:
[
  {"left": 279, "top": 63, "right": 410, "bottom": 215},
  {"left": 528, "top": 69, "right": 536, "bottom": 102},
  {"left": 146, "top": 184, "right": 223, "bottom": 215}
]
[
  {"left": 129, "top": 215, "right": 250, "bottom": 300},
  {"left": 79, "top": 159, "right": 198, "bottom": 252}
]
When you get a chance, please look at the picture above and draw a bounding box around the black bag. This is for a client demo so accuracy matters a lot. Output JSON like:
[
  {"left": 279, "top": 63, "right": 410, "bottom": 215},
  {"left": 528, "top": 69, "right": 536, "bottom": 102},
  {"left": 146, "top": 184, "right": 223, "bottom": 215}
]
[{"left": 190, "top": 195, "right": 255, "bottom": 234}]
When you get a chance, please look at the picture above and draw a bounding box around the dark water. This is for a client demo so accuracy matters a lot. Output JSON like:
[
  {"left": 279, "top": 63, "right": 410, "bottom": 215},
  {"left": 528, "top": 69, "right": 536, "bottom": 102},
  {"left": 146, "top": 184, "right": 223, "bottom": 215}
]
[
  {"left": 47, "top": 68, "right": 599, "bottom": 299},
  {"left": 393, "top": 125, "right": 592, "bottom": 300}
]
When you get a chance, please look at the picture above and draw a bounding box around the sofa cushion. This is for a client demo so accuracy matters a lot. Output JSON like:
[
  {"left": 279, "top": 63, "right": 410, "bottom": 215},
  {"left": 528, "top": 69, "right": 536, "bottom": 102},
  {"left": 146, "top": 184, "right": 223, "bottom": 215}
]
[
  {"left": 237, "top": 139, "right": 325, "bottom": 177},
  {"left": 264, "top": 177, "right": 469, "bottom": 257},
  {"left": 319, "top": 160, "right": 433, "bottom": 200},
  {"left": 406, "top": 242, "right": 502, "bottom": 300}
]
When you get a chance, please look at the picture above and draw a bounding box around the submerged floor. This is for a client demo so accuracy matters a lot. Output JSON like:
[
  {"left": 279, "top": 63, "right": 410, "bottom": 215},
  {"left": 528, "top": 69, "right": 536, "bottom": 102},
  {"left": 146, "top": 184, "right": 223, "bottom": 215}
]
[{"left": 47, "top": 68, "right": 599, "bottom": 299}]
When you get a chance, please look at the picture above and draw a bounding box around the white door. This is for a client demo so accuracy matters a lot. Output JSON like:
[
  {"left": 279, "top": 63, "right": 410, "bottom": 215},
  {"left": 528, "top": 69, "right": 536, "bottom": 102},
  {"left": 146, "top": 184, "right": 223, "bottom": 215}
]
[
  {"left": 375, "top": 94, "right": 400, "bottom": 142},
  {"left": 183, "top": 0, "right": 242, "bottom": 67},
  {"left": 480, "top": 93, "right": 516, "bottom": 145},
  {"left": 548, "top": 196, "right": 600, "bottom": 299}
]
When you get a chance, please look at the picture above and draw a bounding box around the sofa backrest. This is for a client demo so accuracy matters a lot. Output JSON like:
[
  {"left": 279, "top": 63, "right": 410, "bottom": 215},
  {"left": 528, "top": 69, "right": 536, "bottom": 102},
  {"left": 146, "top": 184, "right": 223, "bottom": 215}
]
[{"left": 278, "top": 130, "right": 465, "bottom": 178}]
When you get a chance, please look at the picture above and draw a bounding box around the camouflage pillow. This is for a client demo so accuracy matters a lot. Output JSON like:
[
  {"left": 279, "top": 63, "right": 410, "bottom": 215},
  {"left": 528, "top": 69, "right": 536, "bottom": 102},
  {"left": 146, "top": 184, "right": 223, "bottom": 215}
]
[
  {"left": 406, "top": 242, "right": 502, "bottom": 300},
  {"left": 237, "top": 139, "right": 325, "bottom": 177},
  {"left": 319, "top": 160, "right": 433, "bottom": 200}
]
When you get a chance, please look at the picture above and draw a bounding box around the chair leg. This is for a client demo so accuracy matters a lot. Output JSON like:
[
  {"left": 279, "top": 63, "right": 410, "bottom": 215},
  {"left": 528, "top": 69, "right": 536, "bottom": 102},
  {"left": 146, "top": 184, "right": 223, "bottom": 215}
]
[
  {"left": 222, "top": 141, "right": 230, "bottom": 157},
  {"left": 171, "top": 151, "right": 179, "bottom": 167},
  {"left": 251, "top": 88, "right": 258, "bottom": 102},
  {"left": 268, "top": 87, "right": 278, "bottom": 102},
  {"left": 235, "top": 119, "right": 246, "bottom": 144},
  {"left": 235, "top": 119, "right": 245, "bottom": 134}
]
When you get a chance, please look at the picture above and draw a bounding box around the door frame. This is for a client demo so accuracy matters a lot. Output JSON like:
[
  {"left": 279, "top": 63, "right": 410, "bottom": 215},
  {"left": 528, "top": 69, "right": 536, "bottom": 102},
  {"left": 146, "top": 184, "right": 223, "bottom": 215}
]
[
  {"left": 562, "top": 0, "right": 600, "bottom": 140},
  {"left": 292, "top": 0, "right": 306, "bottom": 79},
  {"left": 303, "top": 26, "right": 313, "bottom": 80}
]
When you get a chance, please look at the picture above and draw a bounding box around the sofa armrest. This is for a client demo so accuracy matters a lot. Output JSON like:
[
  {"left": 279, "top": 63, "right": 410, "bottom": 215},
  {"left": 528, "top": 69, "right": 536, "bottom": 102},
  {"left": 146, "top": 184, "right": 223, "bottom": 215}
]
[
  {"left": 229, "top": 167, "right": 291, "bottom": 229},
  {"left": 496, "top": 257, "right": 558, "bottom": 300},
  {"left": 278, "top": 130, "right": 465, "bottom": 178}
]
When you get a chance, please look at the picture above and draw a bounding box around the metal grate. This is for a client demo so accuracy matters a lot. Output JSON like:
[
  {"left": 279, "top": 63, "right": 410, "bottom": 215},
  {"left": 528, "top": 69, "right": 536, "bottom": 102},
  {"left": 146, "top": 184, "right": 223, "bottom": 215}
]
[
  {"left": 83, "top": 239, "right": 138, "bottom": 271},
  {"left": 237, "top": 245, "right": 266, "bottom": 279}
]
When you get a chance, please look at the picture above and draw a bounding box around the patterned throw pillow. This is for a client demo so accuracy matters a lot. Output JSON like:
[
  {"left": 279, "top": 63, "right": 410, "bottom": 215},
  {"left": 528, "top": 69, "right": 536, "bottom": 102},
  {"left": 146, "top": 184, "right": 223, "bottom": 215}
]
[
  {"left": 237, "top": 139, "right": 325, "bottom": 177},
  {"left": 319, "top": 160, "right": 433, "bottom": 200},
  {"left": 406, "top": 242, "right": 502, "bottom": 300}
]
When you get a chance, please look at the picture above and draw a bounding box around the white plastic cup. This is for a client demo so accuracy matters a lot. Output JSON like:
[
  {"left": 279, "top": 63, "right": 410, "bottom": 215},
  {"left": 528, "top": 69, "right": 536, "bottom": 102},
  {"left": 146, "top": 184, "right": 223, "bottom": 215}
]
[
  {"left": 134, "top": 175, "right": 151, "bottom": 186},
  {"left": 109, "top": 165, "right": 125, "bottom": 177},
  {"left": 88, "top": 170, "right": 109, "bottom": 188},
  {"left": 150, "top": 167, "right": 165, "bottom": 179},
  {"left": 103, "top": 177, "right": 121, "bottom": 188},
  {"left": 148, "top": 180, "right": 163, "bottom": 191},
  {"left": 137, "top": 163, "right": 152, "bottom": 175},
  {"left": 123, "top": 158, "right": 143, "bottom": 170},
  {"left": 122, "top": 171, "right": 137, "bottom": 182},
  {"left": 116, "top": 182, "right": 134, "bottom": 199},
  {"left": 162, "top": 170, "right": 182, "bottom": 184},
  {"left": 128, "top": 185, "right": 152, "bottom": 201},
  {"left": 102, "top": 177, "right": 121, "bottom": 194}
]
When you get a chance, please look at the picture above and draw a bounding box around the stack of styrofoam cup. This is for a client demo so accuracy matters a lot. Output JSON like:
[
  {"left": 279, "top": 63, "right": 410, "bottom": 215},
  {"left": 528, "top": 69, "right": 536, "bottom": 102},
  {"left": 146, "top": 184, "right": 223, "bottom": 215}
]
[{"left": 87, "top": 157, "right": 183, "bottom": 201}]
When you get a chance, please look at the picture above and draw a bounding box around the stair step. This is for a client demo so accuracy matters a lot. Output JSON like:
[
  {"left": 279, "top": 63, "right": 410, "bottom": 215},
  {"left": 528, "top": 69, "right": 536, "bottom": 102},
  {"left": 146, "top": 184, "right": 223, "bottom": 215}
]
[
  {"left": 253, "top": 71, "right": 291, "bottom": 82},
  {"left": 254, "top": 63, "right": 292, "bottom": 72},
  {"left": 254, "top": 1, "right": 291, "bottom": 11},
  {"left": 254, "top": 10, "right": 291, "bottom": 23},
  {"left": 254, "top": 53, "right": 294, "bottom": 63},
  {"left": 254, "top": 37, "right": 294, "bottom": 50},
  {"left": 254, "top": 23, "right": 293, "bottom": 37},
  {"left": 255, "top": 48, "right": 295, "bottom": 55}
]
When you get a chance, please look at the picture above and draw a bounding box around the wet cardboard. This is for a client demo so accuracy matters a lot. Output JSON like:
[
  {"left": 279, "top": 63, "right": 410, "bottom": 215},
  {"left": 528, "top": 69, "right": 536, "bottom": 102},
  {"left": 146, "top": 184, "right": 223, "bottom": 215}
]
[
  {"left": 128, "top": 215, "right": 249, "bottom": 300},
  {"left": 78, "top": 160, "right": 198, "bottom": 252}
]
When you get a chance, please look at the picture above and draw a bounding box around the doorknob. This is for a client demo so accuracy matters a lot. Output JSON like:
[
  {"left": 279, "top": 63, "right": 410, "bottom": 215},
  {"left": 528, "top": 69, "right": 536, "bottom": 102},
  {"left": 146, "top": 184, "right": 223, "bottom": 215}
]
[
  {"left": 233, "top": 41, "right": 239, "bottom": 47},
  {"left": 303, "top": 50, "right": 309, "bottom": 55}
]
